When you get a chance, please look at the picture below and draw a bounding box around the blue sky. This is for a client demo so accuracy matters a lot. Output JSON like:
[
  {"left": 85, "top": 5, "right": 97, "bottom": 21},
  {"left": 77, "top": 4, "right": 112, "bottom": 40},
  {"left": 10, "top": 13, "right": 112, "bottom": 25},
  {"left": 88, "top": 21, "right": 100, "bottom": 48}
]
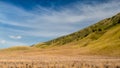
[{"left": 0, "top": 0, "right": 120, "bottom": 48}]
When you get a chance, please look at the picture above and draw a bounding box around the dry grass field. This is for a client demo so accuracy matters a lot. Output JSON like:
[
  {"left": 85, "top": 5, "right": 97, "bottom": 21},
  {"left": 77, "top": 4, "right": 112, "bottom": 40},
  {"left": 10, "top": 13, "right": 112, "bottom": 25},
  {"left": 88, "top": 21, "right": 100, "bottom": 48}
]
[
  {"left": 0, "top": 47, "right": 120, "bottom": 68},
  {"left": 0, "top": 55, "right": 120, "bottom": 68}
]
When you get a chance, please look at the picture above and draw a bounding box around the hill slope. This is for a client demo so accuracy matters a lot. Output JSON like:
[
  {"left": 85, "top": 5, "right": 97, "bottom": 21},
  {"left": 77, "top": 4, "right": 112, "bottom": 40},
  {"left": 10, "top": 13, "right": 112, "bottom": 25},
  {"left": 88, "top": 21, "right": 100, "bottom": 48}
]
[
  {"left": 33, "top": 13, "right": 120, "bottom": 46},
  {"left": 32, "top": 13, "right": 120, "bottom": 56}
]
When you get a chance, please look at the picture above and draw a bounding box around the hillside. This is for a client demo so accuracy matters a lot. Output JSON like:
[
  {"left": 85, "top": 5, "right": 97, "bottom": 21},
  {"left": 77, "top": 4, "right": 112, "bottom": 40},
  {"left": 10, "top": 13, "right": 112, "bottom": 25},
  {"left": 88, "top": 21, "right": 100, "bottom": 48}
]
[
  {"left": 33, "top": 13, "right": 120, "bottom": 47},
  {"left": 0, "top": 46, "right": 32, "bottom": 51},
  {"left": 32, "top": 13, "right": 120, "bottom": 56}
]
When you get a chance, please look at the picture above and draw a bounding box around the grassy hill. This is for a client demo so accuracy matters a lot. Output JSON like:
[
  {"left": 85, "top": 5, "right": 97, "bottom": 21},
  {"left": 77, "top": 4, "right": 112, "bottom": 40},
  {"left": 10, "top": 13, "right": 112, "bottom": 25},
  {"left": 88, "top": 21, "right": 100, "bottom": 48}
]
[
  {"left": 32, "top": 13, "right": 120, "bottom": 56},
  {"left": 0, "top": 46, "right": 33, "bottom": 51},
  {"left": 33, "top": 13, "right": 120, "bottom": 47}
]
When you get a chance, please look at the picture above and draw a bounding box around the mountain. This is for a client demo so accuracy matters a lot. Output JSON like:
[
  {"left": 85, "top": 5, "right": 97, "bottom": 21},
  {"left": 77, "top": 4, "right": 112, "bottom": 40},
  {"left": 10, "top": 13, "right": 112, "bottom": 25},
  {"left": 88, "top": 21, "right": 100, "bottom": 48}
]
[{"left": 32, "top": 13, "right": 120, "bottom": 56}]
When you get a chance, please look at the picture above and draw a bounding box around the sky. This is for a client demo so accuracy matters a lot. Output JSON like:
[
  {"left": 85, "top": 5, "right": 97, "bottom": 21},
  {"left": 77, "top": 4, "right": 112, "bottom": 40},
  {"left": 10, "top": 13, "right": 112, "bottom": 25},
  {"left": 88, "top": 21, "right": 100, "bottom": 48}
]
[{"left": 0, "top": 0, "right": 120, "bottom": 48}]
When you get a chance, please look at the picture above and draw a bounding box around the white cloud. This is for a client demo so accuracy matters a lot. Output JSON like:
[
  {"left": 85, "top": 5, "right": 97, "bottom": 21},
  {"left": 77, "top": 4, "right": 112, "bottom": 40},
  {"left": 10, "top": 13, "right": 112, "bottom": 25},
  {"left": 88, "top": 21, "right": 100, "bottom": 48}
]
[
  {"left": 9, "top": 35, "right": 22, "bottom": 39},
  {"left": 0, "top": 40, "right": 6, "bottom": 44}
]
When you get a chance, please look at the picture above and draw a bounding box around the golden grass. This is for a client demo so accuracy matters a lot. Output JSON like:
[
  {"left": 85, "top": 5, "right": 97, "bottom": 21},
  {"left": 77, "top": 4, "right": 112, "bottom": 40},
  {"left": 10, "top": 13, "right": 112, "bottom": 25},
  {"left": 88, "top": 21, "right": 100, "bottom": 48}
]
[{"left": 0, "top": 54, "right": 120, "bottom": 68}]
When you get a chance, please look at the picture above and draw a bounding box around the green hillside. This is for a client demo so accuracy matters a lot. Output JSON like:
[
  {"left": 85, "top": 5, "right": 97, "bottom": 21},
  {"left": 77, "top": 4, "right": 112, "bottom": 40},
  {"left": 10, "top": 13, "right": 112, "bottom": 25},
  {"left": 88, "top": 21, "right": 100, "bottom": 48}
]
[{"left": 33, "top": 13, "right": 120, "bottom": 49}]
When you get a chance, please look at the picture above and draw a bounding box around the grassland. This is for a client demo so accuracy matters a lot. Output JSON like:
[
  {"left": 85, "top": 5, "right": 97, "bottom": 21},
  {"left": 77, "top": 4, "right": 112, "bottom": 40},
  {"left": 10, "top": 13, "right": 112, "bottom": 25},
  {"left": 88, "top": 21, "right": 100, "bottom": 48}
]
[{"left": 0, "top": 55, "right": 120, "bottom": 68}]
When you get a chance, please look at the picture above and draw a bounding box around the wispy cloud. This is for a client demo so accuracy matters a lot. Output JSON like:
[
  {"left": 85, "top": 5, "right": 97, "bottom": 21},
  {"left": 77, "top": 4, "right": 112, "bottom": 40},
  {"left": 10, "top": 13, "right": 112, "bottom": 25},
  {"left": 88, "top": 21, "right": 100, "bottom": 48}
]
[
  {"left": 9, "top": 35, "right": 22, "bottom": 39},
  {"left": 0, "top": 0, "right": 120, "bottom": 47}
]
